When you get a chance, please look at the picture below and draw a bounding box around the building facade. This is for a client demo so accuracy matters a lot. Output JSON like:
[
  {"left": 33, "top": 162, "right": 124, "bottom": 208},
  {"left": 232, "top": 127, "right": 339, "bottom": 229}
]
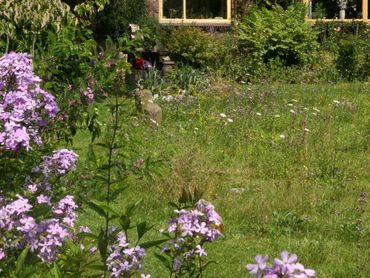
[{"left": 146, "top": 0, "right": 232, "bottom": 25}]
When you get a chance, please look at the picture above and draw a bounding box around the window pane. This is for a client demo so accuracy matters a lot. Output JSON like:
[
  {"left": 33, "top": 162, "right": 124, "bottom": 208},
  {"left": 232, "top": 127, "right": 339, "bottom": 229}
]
[
  {"left": 163, "top": 0, "right": 183, "bottom": 19},
  {"left": 186, "top": 0, "right": 227, "bottom": 19},
  {"left": 311, "top": 0, "right": 363, "bottom": 19}
]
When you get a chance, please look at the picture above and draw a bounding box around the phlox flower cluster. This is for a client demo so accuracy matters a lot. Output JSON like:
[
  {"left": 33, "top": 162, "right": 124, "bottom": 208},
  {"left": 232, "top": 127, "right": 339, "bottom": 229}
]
[
  {"left": 33, "top": 149, "right": 79, "bottom": 177},
  {"left": 167, "top": 199, "right": 223, "bottom": 242},
  {"left": 0, "top": 194, "right": 77, "bottom": 263},
  {"left": 26, "top": 149, "right": 78, "bottom": 194},
  {"left": 0, "top": 149, "right": 78, "bottom": 264},
  {"left": 81, "top": 86, "right": 94, "bottom": 105},
  {"left": 162, "top": 199, "right": 223, "bottom": 271},
  {"left": 107, "top": 231, "right": 147, "bottom": 277},
  {"left": 0, "top": 52, "right": 59, "bottom": 151},
  {"left": 246, "top": 251, "right": 316, "bottom": 278}
]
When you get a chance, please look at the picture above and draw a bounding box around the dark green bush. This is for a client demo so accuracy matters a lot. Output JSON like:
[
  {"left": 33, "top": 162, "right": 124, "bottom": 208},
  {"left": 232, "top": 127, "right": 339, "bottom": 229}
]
[
  {"left": 93, "top": 0, "right": 147, "bottom": 41},
  {"left": 236, "top": 4, "right": 319, "bottom": 66},
  {"left": 336, "top": 38, "right": 369, "bottom": 81},
  {"left": 315, "top": 21, "right": 370, "bottom": 46},
  {"left": 163, "top": 27, "right": 223, "bottom": 68},
  {"left": 314, "top": 22, "right": 369, "bottom": 81}
]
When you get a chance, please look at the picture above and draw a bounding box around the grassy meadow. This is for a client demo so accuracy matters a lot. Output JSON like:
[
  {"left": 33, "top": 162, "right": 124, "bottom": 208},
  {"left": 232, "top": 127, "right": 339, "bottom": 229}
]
[{"left": 72, "top": 82, "right": 369, "bottom": 277}]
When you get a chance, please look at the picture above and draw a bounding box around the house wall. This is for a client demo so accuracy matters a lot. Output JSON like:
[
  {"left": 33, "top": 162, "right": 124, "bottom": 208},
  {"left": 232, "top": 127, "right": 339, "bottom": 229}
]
[{"left": 146, "top": 0, "right": 159, "bottom": 19}]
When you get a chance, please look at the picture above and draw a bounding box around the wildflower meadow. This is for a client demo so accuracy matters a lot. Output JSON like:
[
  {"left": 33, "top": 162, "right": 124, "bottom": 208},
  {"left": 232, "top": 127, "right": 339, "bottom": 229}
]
[{"left": 0, "top": 1, "right": 369, "bottom": 277}]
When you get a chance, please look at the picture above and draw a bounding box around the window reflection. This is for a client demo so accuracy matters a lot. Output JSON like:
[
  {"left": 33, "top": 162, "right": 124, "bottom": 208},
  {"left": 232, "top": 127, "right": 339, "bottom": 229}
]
[
  {"left": 186, "top": 0, "right": 227, "bottom": 19},
  {"left": 163, "top": 0, "right": 183, "bottom": 19},
  {"left": 311, "top": 0, "right": 363, "bottom": 19}
]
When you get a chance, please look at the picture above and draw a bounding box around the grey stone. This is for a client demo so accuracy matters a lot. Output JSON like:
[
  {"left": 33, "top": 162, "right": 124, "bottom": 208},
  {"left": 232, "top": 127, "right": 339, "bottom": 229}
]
[{"left": 135, "top": 89, "right": 162, "bottom": 124}]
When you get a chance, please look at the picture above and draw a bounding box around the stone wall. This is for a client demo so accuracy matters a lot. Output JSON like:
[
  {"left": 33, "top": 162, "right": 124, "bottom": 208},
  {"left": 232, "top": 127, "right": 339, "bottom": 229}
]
[{"left": 146, "top": 0, "right": 159, "bottom": 19}]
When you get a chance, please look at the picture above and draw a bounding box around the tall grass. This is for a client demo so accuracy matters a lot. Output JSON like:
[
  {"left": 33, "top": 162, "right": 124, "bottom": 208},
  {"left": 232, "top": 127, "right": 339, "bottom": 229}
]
[{"left": 73, "top": 82, "right": 369, "bottom": 277}]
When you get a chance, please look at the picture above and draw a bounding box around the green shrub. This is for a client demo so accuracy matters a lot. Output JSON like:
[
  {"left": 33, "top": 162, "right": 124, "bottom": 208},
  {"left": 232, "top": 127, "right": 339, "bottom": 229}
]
[
  {"left": 0, "top": 0, "right": 73, "bottom": 54},
  {"left": 315, "top": 22, "right": 369, "bottom": 82},
  {"left": 336, "top": 38, "right": 369, "bottom": 81},
  {"left": 236, "top": 4, "right": 319, "bottom": 66},
  {"left": 94, "top": 0, "right": 147, "bottom": 41},
  {"left": 315, "top": 21, "right": 370, "bottom": 47},
  {"left": 163, "top": 27, "right": 222, "bottom": 68}
]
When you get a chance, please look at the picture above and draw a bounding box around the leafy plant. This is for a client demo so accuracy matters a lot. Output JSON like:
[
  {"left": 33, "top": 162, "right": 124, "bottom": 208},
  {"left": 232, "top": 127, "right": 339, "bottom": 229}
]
[
  {"left": 236, "top": 4, "right": 319, "bottom": 66},
  {"left": 163, "top": 27, "right": 222, "bottom": 68},
  {"left": 94, "top": 0, "right": 147, "bottom": 41},
  {"left": 335, "top": 37, "right": 369, "bottom": 81},
  {"left": 0, "top": 0, "right": 73, "bottom": 54},
  {"left": 167, "top": 65, "right": 209, "bottom": 93},
  {"left": 139, "top": 68, "right": 165, "bottom": 95}
]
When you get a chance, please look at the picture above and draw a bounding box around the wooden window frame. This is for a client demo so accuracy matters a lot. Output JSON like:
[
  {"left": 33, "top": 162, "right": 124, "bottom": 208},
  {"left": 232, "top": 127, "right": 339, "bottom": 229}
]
[
  {"left": 159, "top": 0, "right": 232, "bottom": 26},
  {"left": 303, "top": 0, "right": 369, "bottom": 23}
]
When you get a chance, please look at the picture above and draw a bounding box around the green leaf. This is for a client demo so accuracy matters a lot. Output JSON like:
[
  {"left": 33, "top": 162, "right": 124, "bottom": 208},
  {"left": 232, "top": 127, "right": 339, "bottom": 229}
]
[
  {"left": 140, "top": 239, "right": 168, "bottom": 249},
  {"left": 119, "top": 214, "right": 131, "bottom": 231},
  {"left": 86, "top": 201, "right": 106, "bottom": 217},
  {"left": 87, "top": 144, "right": 97, "bottom": 165},
  {"left": 50, "top": 263, "right": 61, "bottom": 278},
  {"left": 126, "top": 199, "right": 142, "bottom": 216},
  {"left": 154, "top": 253, "right": 171, "bottom": 269},
  {"left": 78, "top": 231, "right": 97, "bottom": 239},
  {"left": 15, "top": 246, "right": 29, "bottom": 275},
  {"left": 108, "top": 185, "right": 129, "bottom": 202},
  {"left": 65, "top": 238, "right": 79, "bottom": 254},
  {"left": 136, "top": 221, "right": 149, "bottom": 241},
  {"left": 97, "top": 229, "right": 107, "bottom": 262}
]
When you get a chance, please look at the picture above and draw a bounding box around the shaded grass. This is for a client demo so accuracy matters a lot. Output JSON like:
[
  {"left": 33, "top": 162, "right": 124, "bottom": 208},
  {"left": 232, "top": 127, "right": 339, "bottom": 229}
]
[{"left": 72, "top": 82, "right": 370, "bottom": 277}]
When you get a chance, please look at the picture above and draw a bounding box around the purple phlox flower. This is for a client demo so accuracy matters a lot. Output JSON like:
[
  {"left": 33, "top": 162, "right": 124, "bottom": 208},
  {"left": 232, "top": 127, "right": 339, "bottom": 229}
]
[
  {"left": 246, "top": 255, "right": 269, "bottom": 277},
  {"left": 0, "top": 52, "right": 59, "bottom": 151},
  {"left": 26, "top": 219, "right": 70, "bottom": 263},
  {"left": 25, "top": 176, "right": 38, "bottom": 193},
  {"left": 52, "top": 195, "right": 77, "bottom": 227},
  {"left": 274, "top": 251, "right": 298, "bottom": 275},
  {"left": 196, "top": 199, "right": 222, "bottom": 226},
  {"left": 37, "top": 194, "right": 51, "bottom": 205},
  {"left": 83, "top": 86, "right": 94, "bottom": 105},
  {"left": 173, "top": 256, "right": 182, "bottom": 271},
  {"left": 79, "top": 225, "right": 91, "bottom": 233},
  {"left": 0, "top": 249, "right": 5, "bottom": 260},
  {"left": 106, "top": 231, "right": 146, "bottom": 277},
  {"left": 36, "top": 149, "right": 78, "bottom": 177},
  {"left": 293, "top": 263, "right": 316, "bottom": 277},
  {"left": 194, "top": 245, "right": 207, "bottom": 257},
  {"left": 7, "top": 195, "right": 33, "bottom": 215},
  {"left": 167, "top": 200, "right": 223, "bottom": 243}
]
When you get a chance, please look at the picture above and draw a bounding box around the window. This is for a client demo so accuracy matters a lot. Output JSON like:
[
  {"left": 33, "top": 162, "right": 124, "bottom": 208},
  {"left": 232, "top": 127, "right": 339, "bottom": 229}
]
[
  {"left": 304, "top": 0, "right": 369, "bottom": 21},
  {"left": 160, "top": 0, "right": 231, "bottom": 25}
]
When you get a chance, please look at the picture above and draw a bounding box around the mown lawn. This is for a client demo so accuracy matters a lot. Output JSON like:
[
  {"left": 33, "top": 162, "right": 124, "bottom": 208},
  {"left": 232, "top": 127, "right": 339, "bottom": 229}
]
[{"left": 72, "top": 82, "right": 369, "bottom": 277}]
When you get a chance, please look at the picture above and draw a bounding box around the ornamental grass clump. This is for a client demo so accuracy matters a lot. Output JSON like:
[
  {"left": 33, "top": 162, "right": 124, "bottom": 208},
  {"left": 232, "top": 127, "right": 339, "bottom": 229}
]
[
  {"left": 161, "top": 199, "right": 223, "bottom": 276},
  {"left": 246, "top": 251, "right": 316, "bottom": 278},
  {"left": 0, "top": 52, "right": 58, "bottom": 151}
]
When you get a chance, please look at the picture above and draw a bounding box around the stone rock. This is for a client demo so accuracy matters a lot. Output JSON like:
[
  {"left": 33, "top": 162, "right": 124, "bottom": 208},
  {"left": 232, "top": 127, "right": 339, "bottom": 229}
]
[{"left": 135, "top": 89, "right": 162, "bottom": 124}]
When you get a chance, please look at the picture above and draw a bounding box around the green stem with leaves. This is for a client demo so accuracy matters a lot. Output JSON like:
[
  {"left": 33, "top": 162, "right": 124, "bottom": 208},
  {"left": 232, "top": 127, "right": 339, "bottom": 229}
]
[{"left": 103, "top": 77, "right": 121, "bottom": 278}]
